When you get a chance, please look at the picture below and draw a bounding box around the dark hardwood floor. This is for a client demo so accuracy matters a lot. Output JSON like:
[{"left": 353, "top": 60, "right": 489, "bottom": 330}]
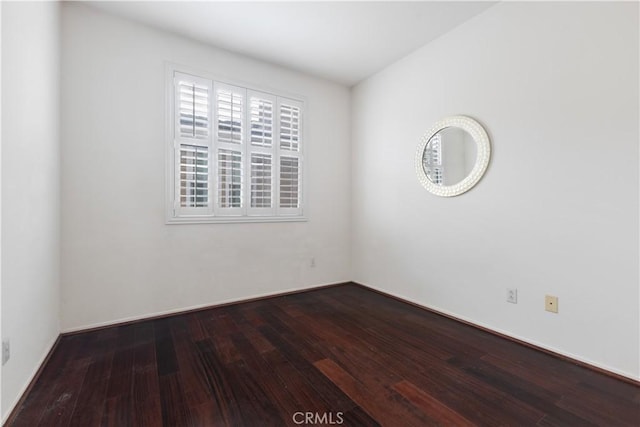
[{"left": 9, "top": 284, "right": 640, "bottom": 426}]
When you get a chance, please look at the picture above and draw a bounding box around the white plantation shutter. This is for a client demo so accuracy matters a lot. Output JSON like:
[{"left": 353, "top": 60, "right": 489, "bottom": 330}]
[
  {"left": 247, "top": 91, "right": 276, "bottom": 216},
  {"left": 168, "top": 68, "right": 304, "bottom": 222},
  {"left": 250, "top": 97, "right": 274, "bottom": 147},
  {"left": 279, "top": 102, "right": 301, "bottom": 151},
  {"left": 279, "top": 156, "right": 300, "bottom": 208},
  {"left": 250, "top": 153, "right": 272, "bottom": 208},
  {"left": 214, "top": 83, "right": 245, "bottom": 215},
  {"left": 277, "top": 98, "right": 303, "bottom": 215},
  {"left": 173, "top": 72, "right": 213, "bottom": 216},
  {"left": 179, "top": 145, "right": 209, "bottom": 207},
  {"left": 178, "top": 81, "right": 209, "bottom": 139},
  {"left": 217, "top": 148, "right": 243, "bottom": 210},
  {"left": 216, "top": 84, "right": 244, "bottom": 144}
]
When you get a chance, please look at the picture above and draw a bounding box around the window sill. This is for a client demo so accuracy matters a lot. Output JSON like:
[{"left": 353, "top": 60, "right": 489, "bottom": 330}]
[{"left": 166, "top": 215, "right": 308, "bottom": 225}]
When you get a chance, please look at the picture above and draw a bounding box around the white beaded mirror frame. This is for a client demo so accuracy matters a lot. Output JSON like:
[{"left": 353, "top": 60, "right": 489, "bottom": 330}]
[{"left": 415, "top": 115, "right": 491, "bottom": 197}]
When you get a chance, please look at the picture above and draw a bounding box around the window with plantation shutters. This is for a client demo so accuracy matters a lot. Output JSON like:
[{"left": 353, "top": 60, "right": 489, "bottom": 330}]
[{"left": 167, "top": 67, "right": 305, "bottom": 223}]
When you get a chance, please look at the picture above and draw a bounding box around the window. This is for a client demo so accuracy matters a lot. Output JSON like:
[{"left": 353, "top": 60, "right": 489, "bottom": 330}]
[{"left": 167, "top": 69, "right": 304, "bottom": 223}]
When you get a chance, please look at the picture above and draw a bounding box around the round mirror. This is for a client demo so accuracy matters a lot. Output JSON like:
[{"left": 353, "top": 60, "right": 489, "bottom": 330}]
[
  {"left": 415, "top": 116, "right": 490, "bottom": 197},
  {"left": 422, "top": 127, "right": 477, "bottom": 186}
]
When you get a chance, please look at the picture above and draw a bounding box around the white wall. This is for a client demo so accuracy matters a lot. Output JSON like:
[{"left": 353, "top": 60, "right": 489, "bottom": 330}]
[
  {"left": 0, "top": 0, "right": 3, "bottom": 416},
  {"left": 1, "top": 1, "right": 61, "bottom": 419},
  {"left": 351, "top": 2, "right": 639, "bottom": 379},
  {"left": 60, "top": 4, "right": 351, "bottom": 331}
]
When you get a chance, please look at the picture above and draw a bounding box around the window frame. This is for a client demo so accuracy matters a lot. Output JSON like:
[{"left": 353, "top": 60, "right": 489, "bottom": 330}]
[{"left": 165, "top": 64, "right": 307, "bottom": 224}]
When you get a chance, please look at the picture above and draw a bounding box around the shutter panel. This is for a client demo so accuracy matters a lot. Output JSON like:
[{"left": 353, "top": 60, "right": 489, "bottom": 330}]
[
  {"left": 217, "top": 149, "right": 243, "bottom": 209},
  {"left": 279, "top": 103, "right": 301, "bottom": 151},
  {"left": 279, "top": 156, "right": 299, "bottom": 208},
  {"left": 179, "top": 145, "right": 209, "bottom": 208},
  {"left": 277, "top": 98, "right": 303, "bottom": 215},
  {"left": 217, "top": 88, "right": 244, "bottom": 144},
  {"left": 247, "top": 91, "right": 276, "bottom": 216},
  {"left": 250, "top": 153, "right": 272, "bottom": 208},
  {"left": 173, "top": 73, "right": 213, "bottom": 218},
  {"left": 250, "top": 97, "right": 274, "bottom": 147},
  {"left": 176, "top": 78, "right": 210, "bottom": 139},
  {"left": 214, "top": 83, "right": 246, "bottom": 215}
]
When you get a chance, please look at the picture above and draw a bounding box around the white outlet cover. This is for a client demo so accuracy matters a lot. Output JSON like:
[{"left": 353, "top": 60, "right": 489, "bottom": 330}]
[{"left": 507, "top": 288, "right": 518, "bottom": 304}]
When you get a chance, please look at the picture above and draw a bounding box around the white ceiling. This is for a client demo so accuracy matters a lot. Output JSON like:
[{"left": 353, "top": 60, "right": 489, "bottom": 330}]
[{"left": 88, "top": 1, "right": 496, "bottom": 86}]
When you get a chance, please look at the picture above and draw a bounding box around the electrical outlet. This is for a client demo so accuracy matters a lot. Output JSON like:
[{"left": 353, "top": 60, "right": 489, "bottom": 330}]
[
  {"left": 310, "top": 257, "right": 316, "bottom": 268},
  {"left": 545, "top": 295, "right": 558, "bottom": 313},
  {"left": 2, "top": 340, "right": 10, "bottom": 365},
  {"left": 507, "top": 288, "right": 518, "bottom": 304}
]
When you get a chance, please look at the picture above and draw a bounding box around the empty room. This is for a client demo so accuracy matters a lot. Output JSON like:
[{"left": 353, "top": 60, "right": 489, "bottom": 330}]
[{"left": 1, "top": 1, "right": 639, "bottom": 426}]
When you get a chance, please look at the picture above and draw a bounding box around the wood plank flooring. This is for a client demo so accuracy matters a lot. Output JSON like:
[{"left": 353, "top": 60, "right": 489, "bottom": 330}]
[{"left": 8, "top": 284, "right": 640, "bottom": 426}]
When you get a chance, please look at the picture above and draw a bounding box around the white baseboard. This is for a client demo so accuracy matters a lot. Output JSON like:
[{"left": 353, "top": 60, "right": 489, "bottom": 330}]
[
  {"left": 2, "top": 333, "right": 60, "bottom": 424},
  {"left": 357, "top": 282, "right": 640, "bottom": 383},
  {"left": 61, "top": 281, "right": 348, "bottom": 334}
]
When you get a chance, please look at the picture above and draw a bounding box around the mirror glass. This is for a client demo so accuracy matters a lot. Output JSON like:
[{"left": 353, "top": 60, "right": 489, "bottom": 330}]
[{"left": 422, "top": 127, "right": 477, "bottom": 186}]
